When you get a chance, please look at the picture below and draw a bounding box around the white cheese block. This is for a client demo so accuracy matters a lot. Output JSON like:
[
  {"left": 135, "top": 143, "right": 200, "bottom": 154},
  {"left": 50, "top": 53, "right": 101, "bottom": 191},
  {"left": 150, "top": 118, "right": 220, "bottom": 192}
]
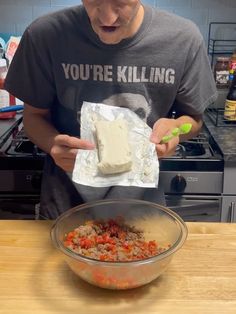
[{"left": 95, "top": 119, "right": 132, "bottom": 175}]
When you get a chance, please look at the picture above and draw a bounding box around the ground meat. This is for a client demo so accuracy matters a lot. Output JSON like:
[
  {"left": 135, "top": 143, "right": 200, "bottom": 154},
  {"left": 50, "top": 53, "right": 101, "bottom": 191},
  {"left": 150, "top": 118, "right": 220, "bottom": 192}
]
[{"left": 64, "top": 218, "right": 170, "bottom": 262}]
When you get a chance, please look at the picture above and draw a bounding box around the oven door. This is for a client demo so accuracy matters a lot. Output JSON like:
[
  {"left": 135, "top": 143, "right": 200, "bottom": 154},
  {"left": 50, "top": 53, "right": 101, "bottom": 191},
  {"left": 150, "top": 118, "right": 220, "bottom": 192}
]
[
  {"left": 0, "top": 194, "right": 40, "bottom": 219},
  {"left": 165, "top": 195, "right": 222, "bottom": 222}
]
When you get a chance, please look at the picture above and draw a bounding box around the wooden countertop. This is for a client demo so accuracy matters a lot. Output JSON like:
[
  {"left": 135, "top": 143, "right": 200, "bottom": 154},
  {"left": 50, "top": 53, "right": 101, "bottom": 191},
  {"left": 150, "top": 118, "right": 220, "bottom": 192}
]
[{"left": 1, "top": 221, "right": 236, "bottom": 314}]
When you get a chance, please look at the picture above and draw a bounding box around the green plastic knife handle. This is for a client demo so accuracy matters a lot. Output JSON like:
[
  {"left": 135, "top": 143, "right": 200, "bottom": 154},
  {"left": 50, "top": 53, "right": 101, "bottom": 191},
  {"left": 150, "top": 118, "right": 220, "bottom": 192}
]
[
  {"left": 161, "top": 134, "right": 174, "bottom": 143},
  {"left": 160, "top": 123, "right": 192, "bottom": 144}
]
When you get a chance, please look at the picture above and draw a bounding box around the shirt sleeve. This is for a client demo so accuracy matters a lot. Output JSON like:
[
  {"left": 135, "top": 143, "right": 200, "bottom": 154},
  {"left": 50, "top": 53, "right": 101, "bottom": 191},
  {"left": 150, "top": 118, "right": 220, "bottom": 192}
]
[
  {"left": 175, "top": 37, "right": 217, "bottom": 117},
  {"left": 4, "top": 26, "right": 56, "bottom": 109}
]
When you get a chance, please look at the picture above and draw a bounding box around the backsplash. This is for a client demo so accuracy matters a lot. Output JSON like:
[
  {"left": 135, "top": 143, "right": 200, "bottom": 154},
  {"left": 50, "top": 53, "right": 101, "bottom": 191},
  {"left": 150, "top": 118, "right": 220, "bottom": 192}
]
[{"left": 0, "top": 0, "right": 236, "bottom": 43}]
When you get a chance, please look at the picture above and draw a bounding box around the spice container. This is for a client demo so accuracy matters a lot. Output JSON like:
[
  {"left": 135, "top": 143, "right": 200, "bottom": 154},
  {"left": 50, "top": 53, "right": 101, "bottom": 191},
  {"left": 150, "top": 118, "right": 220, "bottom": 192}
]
[
  {"left": 0, "top": 58, "right": 16, "bottom": 119},
  {"left": 229, "top": 50, "right": 236, "bottom": 83},
  {"left": 214, "top": 57, "right": 230, "bottom": 88}
]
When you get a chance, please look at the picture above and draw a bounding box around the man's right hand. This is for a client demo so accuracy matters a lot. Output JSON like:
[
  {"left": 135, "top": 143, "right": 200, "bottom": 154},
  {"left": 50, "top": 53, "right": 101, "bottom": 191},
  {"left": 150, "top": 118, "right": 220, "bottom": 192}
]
[
  {"left": 23, "top": 103, "right": 95, "bottom": 173},
  {"left": 50, "top": 134, "right": 95, "bottom": 172}
]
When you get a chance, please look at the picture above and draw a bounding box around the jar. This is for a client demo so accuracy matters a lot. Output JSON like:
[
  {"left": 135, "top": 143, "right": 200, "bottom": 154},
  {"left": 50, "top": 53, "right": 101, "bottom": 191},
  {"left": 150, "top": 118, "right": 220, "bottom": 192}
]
[
  {"left": 0, "top": 58, "right": 16, "bottom": 119},
  {"left": 224, "top": 71, "right": 236, "bottom": 122},
  {"left": 214, "top": 57, "right": 230, "bottom": 88},
  {"left": 224, "top": 99, "right": 236, "bottom": 121}
]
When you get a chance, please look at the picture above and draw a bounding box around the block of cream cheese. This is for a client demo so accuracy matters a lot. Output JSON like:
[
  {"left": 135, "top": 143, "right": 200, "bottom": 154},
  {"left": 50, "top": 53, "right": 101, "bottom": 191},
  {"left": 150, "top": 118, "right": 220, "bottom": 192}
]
[{"left": 95, "top": 119, "right": 132, "bottom": 175}]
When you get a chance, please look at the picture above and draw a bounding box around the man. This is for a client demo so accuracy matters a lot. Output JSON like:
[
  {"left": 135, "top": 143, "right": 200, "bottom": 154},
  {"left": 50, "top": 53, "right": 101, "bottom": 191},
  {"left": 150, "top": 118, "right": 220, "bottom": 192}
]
[{"left": 4, "top": 1, "right": 217, "bottom": 219}]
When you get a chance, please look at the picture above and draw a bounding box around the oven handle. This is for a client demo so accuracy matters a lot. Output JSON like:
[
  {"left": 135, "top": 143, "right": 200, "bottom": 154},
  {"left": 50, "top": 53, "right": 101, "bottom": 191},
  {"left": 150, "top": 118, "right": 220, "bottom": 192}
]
[
  {"left": 168, "top": 201, "right": 219, "bottom": 210},
  {"left": 230, "top": 202, "right": 235, "bottom": 223}
]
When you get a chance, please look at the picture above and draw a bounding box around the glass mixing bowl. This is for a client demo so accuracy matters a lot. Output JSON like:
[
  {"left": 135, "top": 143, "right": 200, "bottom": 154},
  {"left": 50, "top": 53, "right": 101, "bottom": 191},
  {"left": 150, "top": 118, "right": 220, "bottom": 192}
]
[{"left": 51, "top": 199, "right": 187, "bottom": 290}]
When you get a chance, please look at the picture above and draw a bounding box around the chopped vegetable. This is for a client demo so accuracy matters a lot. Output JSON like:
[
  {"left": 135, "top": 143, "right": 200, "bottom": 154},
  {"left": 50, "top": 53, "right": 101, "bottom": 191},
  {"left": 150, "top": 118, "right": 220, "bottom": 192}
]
[{"left": 64, "top": 218, "right": 170, "bottom": 262}]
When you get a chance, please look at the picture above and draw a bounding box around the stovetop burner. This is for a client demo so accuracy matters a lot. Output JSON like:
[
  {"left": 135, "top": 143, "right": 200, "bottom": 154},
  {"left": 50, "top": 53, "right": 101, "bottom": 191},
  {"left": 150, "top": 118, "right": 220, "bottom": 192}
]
[
  {"left": 0, "top": 117, "right": 45, "bottom": 170},
  {"left": 6, "top": 127, "right": 45, "bottom": 157},
  {"left": 175, "top": 141, "right": 206, "bottom": 157},
  {"left": 0, "top": 116, "right": 223, "bottom": 172},
  {"left": 2, "top": 126, "right": 216, "bottom": 158},
  {"left": 159, "top": 129, "right": 223, "bottom": 172},
  {"left": 179, "top": 140, "right": 206, "bottom": 156},
  {"left": 171, "top": 133, "right": 212, "bottom": 159}
]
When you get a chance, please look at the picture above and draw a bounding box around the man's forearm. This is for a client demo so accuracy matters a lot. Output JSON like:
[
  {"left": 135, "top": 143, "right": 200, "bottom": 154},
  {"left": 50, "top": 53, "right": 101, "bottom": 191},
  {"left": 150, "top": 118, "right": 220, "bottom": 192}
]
[{"left": 23, "top": 109, "right": 59, "bottom": 154}]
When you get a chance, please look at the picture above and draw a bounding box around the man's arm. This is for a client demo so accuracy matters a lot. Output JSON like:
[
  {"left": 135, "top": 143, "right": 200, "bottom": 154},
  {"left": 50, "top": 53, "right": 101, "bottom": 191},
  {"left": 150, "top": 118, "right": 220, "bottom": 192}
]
[{"left": 23, "top": 103, "right": 59, "bottom": 154}]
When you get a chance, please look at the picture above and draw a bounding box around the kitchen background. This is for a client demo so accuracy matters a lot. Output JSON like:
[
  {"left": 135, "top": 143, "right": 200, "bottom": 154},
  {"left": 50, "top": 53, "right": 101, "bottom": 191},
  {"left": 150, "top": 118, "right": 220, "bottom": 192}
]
[
  {"left": 0, "top": 0, "right": 236, "bottom": 222},
  {"left": 0, "top": 0, "right": 236, "bottom": 44}
]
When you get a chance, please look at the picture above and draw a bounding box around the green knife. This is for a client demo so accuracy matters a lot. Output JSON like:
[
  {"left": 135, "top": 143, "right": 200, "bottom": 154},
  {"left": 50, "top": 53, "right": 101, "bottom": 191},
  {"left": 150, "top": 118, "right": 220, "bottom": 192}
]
[{"left": 161, "top": 123, "right": 192, "bottom": 144}]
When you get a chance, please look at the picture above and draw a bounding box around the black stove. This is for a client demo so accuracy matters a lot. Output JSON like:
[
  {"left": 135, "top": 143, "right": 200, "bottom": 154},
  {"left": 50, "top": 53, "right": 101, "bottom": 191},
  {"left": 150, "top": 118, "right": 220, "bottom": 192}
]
[
  {"left": 0, "top": 116, "right": 224, "bottom": 188},
  {"left": 0, "top": 115, "right": 224, "bottom": 221},
  {"left": 160, "top": 127, "right": 224, "bottom": 172},
  {"left": 0, "top": 117, "right": 44, "bottom": 194},
  {"left": 3, "top": 125, "right": 45, "bottom": 166}
]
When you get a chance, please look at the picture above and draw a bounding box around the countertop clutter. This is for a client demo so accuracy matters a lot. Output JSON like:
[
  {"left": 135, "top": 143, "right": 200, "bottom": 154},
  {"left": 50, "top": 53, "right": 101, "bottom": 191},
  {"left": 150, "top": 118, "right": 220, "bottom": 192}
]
[{"left": 1, "top": 220, "right": 236, "bottom": 314}]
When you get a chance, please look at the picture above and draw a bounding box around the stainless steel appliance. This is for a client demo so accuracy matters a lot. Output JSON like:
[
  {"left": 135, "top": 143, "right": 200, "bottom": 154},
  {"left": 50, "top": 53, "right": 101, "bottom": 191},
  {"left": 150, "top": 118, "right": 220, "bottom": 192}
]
[
  {"left": 0, "top": 115, "right": 224, "bottom": 221},
  {"left": 0, "top": 116, "right": 44, "bottom": 219},
  {"left": 160, "top": 130, "right": 224, "bottom": 221}
]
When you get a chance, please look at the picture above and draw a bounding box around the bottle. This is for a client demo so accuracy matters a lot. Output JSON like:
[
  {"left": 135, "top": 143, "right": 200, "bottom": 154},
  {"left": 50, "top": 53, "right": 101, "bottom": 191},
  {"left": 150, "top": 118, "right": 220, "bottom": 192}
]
[
  {"left": 0, "top": 58, "right": 16, "bottom": 119},
  {"left": 224, "top": 71, "right": 236, "bottom": 122},
  {"left": 228, "top": 50, "right": 236, "bottom": 83},
  {"left": 0, "top": 58, "right": 7, "bottom": 85},
  {"left": 214, "top": 56, "right": 230, "bottom": 88}
]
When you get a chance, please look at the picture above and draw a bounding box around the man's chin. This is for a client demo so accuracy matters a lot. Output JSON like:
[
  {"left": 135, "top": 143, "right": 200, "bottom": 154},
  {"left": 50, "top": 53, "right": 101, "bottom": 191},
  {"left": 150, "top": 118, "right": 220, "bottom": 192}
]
[
  {"left": 98, "top": 35, "right": 122, "bottom": 45},
  {"left": 95, "top": 27, "right": 123, "bottom": 44}
]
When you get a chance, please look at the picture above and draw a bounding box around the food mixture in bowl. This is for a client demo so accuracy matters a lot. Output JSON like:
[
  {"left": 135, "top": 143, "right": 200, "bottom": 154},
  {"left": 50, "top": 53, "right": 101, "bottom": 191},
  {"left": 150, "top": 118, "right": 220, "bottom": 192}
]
[
  {"left": 64, "top": 218, "right": 171, "bottom": 262},
  {"left": 51, "top": 199, "right": 188, "bottom": 289}
]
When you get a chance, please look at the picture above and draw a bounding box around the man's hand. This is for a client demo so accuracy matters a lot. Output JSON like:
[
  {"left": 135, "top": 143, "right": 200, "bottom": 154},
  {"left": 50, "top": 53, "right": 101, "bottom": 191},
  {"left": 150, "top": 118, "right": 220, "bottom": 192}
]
[
  {"left": 150, "top": 115, "right": 203, "bottom": 158},
  {"left": 50, "top": 134, "right": 95, "bottom": 172},
  {"left": 150, "top": 118, "right": 180, "bottom": 158},
  {"left": 23, "top": 104, "right": 95, "bottom": 172}
]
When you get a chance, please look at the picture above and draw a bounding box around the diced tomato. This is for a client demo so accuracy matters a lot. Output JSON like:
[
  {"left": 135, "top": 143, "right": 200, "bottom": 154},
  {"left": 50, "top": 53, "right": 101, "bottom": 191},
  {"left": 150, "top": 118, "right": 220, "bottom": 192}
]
[
  {"left": 122, "top": 242, "right": 130, "bottom": 249},
  {"left": 148, "top": 240, "right": 157, "bottom": 250},
  {"left": 99, "top": 254, "right": 109, "bottom": 261},
  {"left": 95, "top": 235, "right": 105, "bottom": 244},
  {"left": 79, "top": 237, "right": 93, "bottom": 249},
  {"left": 65, "top": 231, "right": 76, "bottom": 241},
  {"left": 102, "top": 233, "right": 110, "bottom": 242}
]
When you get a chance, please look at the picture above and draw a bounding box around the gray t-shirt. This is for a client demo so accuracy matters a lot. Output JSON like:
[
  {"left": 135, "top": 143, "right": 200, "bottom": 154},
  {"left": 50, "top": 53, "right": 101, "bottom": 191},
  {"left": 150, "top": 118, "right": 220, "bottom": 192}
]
[{"left": 5, "top": 5, "right": 217, "bottom": 219}]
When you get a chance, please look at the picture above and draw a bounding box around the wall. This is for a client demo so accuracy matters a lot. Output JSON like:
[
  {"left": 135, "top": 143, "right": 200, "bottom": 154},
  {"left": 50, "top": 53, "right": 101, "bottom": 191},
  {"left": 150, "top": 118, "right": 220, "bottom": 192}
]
[{"left": 0, "top": 0, "right": 236, "bottom": 44}]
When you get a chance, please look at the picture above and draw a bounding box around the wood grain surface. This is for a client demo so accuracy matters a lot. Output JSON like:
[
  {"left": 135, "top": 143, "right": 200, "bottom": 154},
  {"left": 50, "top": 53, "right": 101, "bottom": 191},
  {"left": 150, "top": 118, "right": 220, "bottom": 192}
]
[{"left": 0, "top": 221, "right": 236, "bottom": 314}]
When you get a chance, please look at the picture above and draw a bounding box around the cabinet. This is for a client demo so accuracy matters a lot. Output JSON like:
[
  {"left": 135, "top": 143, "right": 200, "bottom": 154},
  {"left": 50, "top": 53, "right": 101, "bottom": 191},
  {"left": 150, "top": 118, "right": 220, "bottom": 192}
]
[
  {"left": 221, "top": 196, "right": 236, "bottom": 222},
  {"left": 207, "top": 22, "right": 236, "bottom": 68},
  {"left": 221, "top": 161, "right": 236, "bottom": 222}
]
